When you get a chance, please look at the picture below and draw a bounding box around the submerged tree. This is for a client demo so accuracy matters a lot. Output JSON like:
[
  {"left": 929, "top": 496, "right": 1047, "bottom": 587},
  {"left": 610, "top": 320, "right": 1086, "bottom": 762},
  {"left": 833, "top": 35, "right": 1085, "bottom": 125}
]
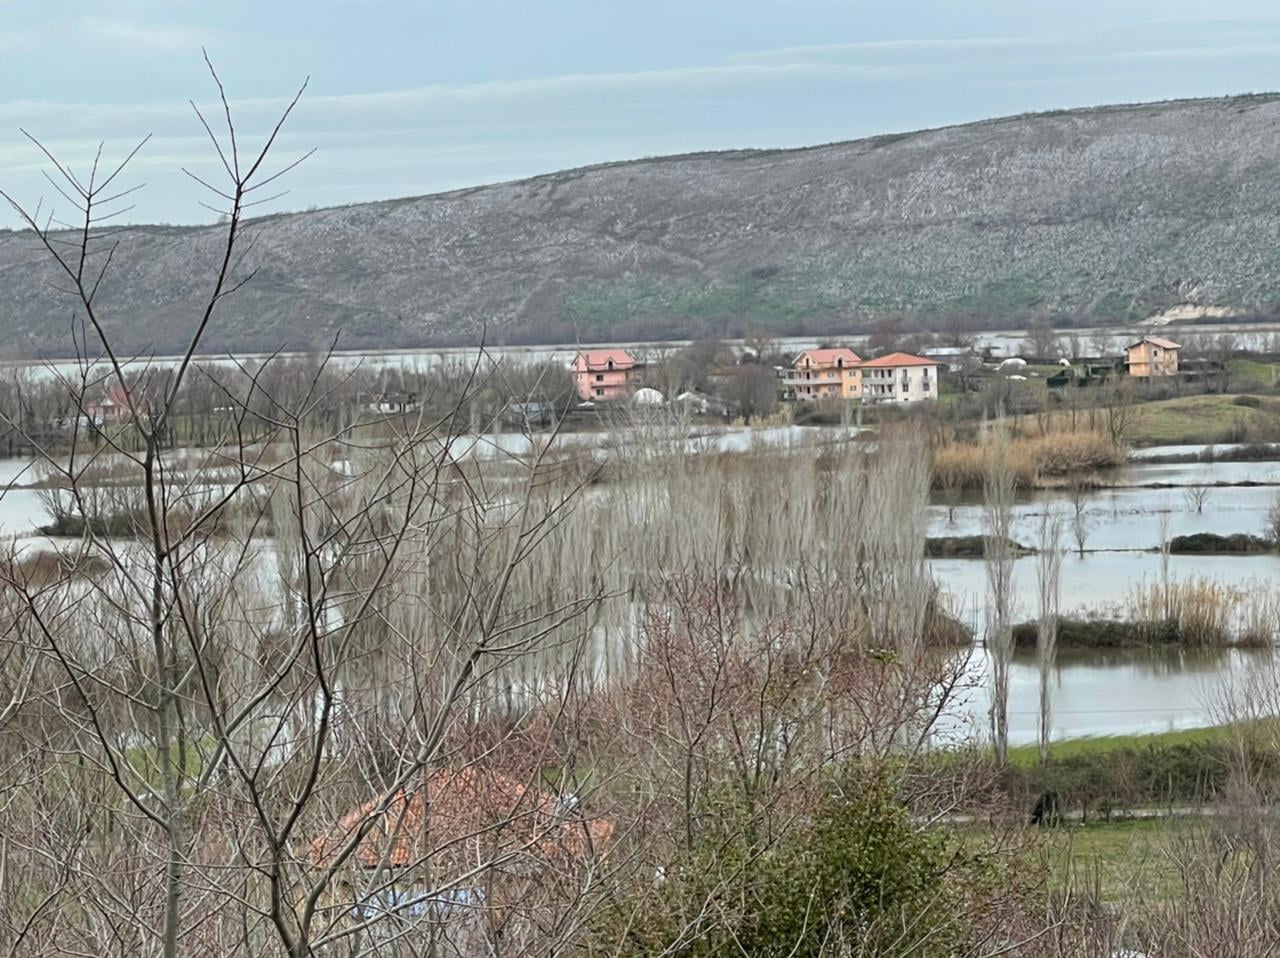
[
  {"left": 1035, "top": 512, "right": 1063, "bottom": 764},
  {"left": 983, "top": 435, "right": 1017, "bottom": 766}
]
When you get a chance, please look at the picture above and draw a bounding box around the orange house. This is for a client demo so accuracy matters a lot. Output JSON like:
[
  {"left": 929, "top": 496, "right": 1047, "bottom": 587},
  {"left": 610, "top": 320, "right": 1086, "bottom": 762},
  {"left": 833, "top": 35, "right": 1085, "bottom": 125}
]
[
  {"left": 785, "top": 348, "right": 863, "bottom": 400},
  {"left": 1125, "top": 337, "right": 1180, "bottom": 378},
  {"left": 572, "top": 349, "right": 638, "bottom": 401}
]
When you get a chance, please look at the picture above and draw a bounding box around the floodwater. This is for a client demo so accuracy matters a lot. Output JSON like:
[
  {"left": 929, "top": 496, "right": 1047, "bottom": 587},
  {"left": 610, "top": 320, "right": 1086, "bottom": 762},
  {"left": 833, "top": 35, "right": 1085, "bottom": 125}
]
[
  {"left": 2, "top": 439, "right": 1278, "bottom": 743},
  {"left": 447, "top": 423, "right": 865, "bottom": 460},
  {"left": 930, "top": 483, "right": 1280, "bottom": 553},
  {"left": 928, "top": 442, "right": 1280, "bottom": 743},
  {"left": 932, "top": 551, "right": 1280, "bottom": 624},
  {"left": 948, "top": 646, "right": 1269, "bottom": 745},
  {"left": 8, "top": 321, "right": 1280, "bottom": 381}
]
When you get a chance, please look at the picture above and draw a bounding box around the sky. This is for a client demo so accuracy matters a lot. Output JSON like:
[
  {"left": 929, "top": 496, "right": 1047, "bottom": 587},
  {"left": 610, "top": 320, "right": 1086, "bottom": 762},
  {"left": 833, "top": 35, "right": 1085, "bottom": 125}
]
[{"left": 3, "top": 0, "right": 1280, "bottom": 228}]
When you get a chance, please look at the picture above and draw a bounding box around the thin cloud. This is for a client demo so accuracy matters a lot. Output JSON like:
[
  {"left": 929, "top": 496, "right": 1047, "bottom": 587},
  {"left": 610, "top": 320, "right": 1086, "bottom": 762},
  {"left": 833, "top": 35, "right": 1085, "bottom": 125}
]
[
  {"left": 0, "top": 58, "right": 912, "bottom": 131},
  {"left": 80, "top": 16, "right": 211, "bottom": 52},
  {"left": 731, "top": 36, "right": 1059, "bottom": 64}
]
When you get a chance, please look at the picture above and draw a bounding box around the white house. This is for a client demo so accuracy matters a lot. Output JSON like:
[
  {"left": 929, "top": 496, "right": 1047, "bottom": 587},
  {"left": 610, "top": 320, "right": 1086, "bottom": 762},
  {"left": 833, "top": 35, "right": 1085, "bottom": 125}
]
[{"left": 857, "top": 352, "right": 940, "bottom": 403}]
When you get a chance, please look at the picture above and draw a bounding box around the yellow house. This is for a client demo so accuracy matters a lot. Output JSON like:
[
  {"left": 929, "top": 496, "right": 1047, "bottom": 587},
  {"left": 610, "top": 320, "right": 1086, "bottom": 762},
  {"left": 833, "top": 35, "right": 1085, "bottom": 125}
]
[
  {"left": 1125, "top": 337, "right": 1181, "bottom": 378},
  {"left": 786, "top": 348, "right": 863, "bottom": 400}
]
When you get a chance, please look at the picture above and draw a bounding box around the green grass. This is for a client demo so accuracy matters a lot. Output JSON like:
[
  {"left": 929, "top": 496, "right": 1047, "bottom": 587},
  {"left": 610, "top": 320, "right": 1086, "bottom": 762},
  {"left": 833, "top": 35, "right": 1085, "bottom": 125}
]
[
  {"left": 1006, "top": 725, "right": 1226, "bottom": 767},
  {"left": 956, "top": 817, "right": 1194, "bottom": 903},
  {"left": 1040, "top": 817, "right": 1191, "bottom": 901},
  {"left": 1227, "top": 357, "right": 1280, "bottom": 390},
  {"left": 1129, "top": 393, "right": 1280, "bottom": 445}
]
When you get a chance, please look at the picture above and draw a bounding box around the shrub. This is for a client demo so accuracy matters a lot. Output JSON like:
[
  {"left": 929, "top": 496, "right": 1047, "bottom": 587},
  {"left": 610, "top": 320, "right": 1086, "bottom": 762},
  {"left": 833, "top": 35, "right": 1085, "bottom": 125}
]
[
  {"left": 925, "top": 534, "right": 1033, "bottom": 558},
  {"left": 1233, "top": 395, "right": 1263, "bottom": 408},
  {"left": 1168, "top": 533, "right": 1273, "bottom": 554},
  {"left": 596, "top": 775, "right": 1008, "bottom": 956},
  {"left": 1006, "top": 742, "right": 1241, "bottom": 815},
  {"left": 1011, "top": 617, "right": 1181, "bottom": 648}
]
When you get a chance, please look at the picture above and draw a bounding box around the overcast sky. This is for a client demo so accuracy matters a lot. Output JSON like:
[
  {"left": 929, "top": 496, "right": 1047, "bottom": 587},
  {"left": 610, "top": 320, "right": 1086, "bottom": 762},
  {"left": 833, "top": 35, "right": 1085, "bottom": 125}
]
[{"left": 3, "top": 1, "right": 1280, "bottom": 228}]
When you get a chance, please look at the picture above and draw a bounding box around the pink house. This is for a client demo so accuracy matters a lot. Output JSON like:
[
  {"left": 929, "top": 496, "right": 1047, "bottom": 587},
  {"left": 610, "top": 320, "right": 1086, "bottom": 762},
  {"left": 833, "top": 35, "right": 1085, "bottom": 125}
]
[
  {"left": 785, "top": 348, "right": 863, "bottom": 400},
  {"left": 572, "top": 349, "right": 638, "bottom": 401}
]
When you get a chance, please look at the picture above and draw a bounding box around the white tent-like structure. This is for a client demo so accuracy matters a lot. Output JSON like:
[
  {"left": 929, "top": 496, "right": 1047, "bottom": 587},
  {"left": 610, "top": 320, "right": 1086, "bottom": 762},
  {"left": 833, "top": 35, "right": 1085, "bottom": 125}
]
[{"left": 632, "top": 387, "right": 665, "bottom": 405}]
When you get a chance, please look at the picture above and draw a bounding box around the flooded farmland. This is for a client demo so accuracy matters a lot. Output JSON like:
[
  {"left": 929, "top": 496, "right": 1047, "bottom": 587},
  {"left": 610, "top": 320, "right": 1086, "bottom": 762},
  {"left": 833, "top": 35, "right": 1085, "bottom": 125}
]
[{"left": 3, "top": 432, "right": 1278, "bottom": 745}]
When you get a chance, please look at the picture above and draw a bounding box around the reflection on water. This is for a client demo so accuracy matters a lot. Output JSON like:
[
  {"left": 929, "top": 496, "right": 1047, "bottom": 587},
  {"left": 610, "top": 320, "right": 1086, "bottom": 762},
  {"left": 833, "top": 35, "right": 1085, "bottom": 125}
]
[
  {"left": 945, "top": 645, "right": 1272, "bottom": 745},
  {"left": 932, "top": 551, "right": 1280, "bottom": 625},
  {"left": 930, "top": 484, "right": 1280, "bottom": 552},
  {"left": 1115, "top": 459, "right": 1280, "bottom": 486},
  {"left": 1, "top": 435, "right": 1277, "bottom": 743}
]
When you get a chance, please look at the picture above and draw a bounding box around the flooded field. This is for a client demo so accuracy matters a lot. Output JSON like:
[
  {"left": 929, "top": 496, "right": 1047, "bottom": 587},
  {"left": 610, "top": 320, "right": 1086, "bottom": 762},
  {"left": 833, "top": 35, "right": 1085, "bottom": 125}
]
[
  {"left": 930, "top": 483, "right": 1280, "bottom": 552},
  {"left": 2, "top": 435, "right": 1277, "bottom": 744},
  {"left": 948, "top": 645, "right": 1268, "bottom": 745},
  {"left": 929, "top": 441, "right": 1280, "bottom": 744}
]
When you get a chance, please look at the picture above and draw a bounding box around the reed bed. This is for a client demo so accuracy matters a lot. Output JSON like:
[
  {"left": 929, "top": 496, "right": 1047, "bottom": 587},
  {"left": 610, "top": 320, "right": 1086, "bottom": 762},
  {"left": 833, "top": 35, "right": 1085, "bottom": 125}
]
[
  {"left": 932, "top": 430, "right": 1124, "bottom": 490},
  {"left": 1128, "top": 576, "right": 1280, "bottom": 646}
]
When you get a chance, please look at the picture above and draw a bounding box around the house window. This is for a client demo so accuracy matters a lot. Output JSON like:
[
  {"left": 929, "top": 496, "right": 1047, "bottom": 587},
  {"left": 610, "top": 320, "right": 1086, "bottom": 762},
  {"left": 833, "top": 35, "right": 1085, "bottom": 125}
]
[
  {"left": 607, "top": 360, "right": 614, "bottom": 370},
  {"left": 595, "top": 374, "right": 604, "bottom": 382},
  {"left": 595, "top": 388, "right": 604, "bottom": 397}
]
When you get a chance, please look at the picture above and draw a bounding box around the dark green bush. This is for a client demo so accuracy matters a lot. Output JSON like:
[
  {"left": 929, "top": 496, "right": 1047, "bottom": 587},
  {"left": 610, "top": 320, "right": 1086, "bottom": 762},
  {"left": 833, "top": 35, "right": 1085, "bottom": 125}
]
[
  {"left": 1002, "top": 740, "right": 1280, "bottom": 818},
  {"left": 926, "top": 535, "right": 1032, "bottom": 558},
  {"left": 595, "top": 776, "right": 1003, "bottom": 956},
  {"left": 1168, "top": 532, "right": 1273, "bottom": 553},
  {"left": 1011, "top": 617, "right": 1181, "bottom": 648}
]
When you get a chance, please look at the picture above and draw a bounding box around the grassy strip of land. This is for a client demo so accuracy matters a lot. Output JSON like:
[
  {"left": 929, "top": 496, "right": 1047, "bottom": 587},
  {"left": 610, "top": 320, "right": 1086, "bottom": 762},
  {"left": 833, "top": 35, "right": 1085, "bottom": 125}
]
[
  {"left": 1130, "top": 393, "right": 1280, "bottom": 446},
  {"left": 1004, "top": 725, "right": 1226, "bottom": 766}
]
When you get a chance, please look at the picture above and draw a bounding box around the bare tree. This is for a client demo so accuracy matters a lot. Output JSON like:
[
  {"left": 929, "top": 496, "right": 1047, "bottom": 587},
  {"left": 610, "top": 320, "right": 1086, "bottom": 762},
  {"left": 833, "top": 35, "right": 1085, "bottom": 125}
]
[
  {"left": 0, "top": 61, "right": 616, "bottom": 958},
  {"left": 1022, "top": 318, "right": 1060, "bottom": 358},
  {"left": 983, "top": 436, "right": 1017, "bottom": 766},
  {"left": 1102, "top": 382, "right": 1139, "bottom": 446},
  {"left": 1184, "top": 483, "right": 1211, "bottom": 514},
  {"left": 724, "top": 363, "right": 778, "bottom": 422},
  {"left": 1158, "top": 510, "right": 1173, "bottom": 621},
  {"left": 1035, "top": 513, "right": 1063, "bottom": 764},
  {"left": 1268, "top": 490, "right": 1280, "bottom": 543},
  {"left": 1067, "top": 482, "right": 1090, "bottom": 557}
]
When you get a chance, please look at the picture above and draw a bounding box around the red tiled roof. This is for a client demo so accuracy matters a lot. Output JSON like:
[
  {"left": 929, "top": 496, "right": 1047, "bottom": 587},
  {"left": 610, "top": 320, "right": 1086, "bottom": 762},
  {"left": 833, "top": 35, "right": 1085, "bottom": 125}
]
[
  {"left": 310, "top": 768, "right": 613, "bottom": 870},
  {"left": 792, "top": 348, "right": 861, "bottom": 368},
  {"left": 575, "top": 349, "right": 636, "bottom": 370},
  {"left": 857, "top": 352, "right": 939, "bottom": 368}
]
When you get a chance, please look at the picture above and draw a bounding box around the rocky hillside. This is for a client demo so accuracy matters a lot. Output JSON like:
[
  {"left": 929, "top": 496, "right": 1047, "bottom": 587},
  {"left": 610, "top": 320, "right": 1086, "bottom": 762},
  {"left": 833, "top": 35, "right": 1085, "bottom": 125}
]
[{"left": 4, "top": 94, "right": 1280, "bottom": 356}]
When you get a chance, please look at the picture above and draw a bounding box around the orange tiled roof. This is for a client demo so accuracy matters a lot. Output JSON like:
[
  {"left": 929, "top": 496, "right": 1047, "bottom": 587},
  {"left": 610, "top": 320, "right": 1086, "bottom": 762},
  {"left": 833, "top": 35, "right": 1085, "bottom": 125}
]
[
  {"left": 857, "top": 352, "right": 938, "bottom": 368},
  {"left": 310, "top": 768, "right": 612, "bottom": 870},
  {"left": 792, "top": 348, "right": 861, "bottom": 368},
  {"left": 575, "top": 349, "right": 636, "bottom": 370}
]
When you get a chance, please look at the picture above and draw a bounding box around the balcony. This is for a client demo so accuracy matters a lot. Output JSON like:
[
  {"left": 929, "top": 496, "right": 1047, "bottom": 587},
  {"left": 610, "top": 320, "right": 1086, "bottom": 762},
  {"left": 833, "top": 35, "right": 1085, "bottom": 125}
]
[{"left": 783, "top": 374, "right": 843, "bottom": 387}]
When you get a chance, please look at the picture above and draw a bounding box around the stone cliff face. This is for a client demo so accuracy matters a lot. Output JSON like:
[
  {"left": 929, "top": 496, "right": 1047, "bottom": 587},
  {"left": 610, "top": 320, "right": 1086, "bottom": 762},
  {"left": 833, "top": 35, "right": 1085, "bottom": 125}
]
[{"left": 4, "top": 94, "right": 1280, "bottom": 356}]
